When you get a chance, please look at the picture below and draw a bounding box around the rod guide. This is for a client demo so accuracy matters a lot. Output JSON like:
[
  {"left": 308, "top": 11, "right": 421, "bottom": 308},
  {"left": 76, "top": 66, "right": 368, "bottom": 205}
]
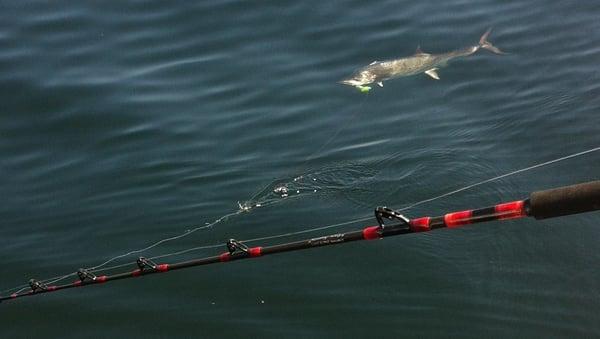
[{"left": 374, "top": 206, "right": 410, "bottom": 230}]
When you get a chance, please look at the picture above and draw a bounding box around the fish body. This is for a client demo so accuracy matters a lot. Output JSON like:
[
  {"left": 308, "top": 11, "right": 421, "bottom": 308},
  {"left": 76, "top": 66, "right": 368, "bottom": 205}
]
[{"left": 340, "top": 28, "right": 504, "bottom": 88}]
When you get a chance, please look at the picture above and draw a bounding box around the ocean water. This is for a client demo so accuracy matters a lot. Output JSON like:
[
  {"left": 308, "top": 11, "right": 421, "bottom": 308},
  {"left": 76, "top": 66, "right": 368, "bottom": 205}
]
[{"left": 1, "top": 1, "right": 599, "bottom": 338}]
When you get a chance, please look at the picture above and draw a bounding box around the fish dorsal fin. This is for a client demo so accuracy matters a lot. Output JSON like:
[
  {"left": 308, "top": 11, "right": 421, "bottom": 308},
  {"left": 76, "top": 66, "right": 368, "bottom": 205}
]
[{"left": 415, "top": 45, "right": 429, "bottom": 56}]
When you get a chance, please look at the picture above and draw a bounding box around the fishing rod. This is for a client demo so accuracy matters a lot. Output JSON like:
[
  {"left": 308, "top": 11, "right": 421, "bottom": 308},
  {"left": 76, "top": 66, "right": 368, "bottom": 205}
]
[{"left": 2, "top": 180, "right": 599, "bottom": 303}]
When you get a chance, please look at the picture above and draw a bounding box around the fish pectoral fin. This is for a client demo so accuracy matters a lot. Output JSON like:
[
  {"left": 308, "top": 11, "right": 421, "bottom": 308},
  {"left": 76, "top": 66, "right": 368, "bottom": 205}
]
[
  {"left": 369, "top": 60, "right": 378, "bottom": 65},
  {"left": 377, "top": 81, "right": 383, "bottom": 87},
  {"left": 425, "top": 68, "right": 440, "bottom": 80}
]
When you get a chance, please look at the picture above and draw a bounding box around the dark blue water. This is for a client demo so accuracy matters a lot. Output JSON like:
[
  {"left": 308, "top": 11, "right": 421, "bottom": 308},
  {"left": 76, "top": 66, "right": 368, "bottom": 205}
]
[{"left": 1, "top": 1, "right": 599, "bottom": 338}]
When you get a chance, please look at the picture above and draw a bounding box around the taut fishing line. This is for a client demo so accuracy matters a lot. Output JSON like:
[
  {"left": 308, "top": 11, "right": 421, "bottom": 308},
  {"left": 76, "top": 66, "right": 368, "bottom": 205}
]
[
  {"left": 1, "top": 92, "right": 372, "bottom": 295},
  {"left": 241, "top": 92, "right": 372, "bottom": 209},
  {"left": 3, "top": 145, "right": 598, "bottom": 295}
]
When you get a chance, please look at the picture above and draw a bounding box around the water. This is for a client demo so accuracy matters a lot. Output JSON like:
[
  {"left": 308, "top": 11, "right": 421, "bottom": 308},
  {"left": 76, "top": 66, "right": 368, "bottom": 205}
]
[{"left": 1, "top": 1, "right": 599, "bottom": 337}]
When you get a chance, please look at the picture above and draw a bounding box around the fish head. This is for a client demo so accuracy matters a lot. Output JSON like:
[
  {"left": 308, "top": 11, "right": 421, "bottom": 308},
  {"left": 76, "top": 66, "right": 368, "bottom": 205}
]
[
  {"left": 339, "top": 70, "right": 377, "bottom": 87},
  {"left": 339, "top": 78, "right": 366, "bottom": 87}
]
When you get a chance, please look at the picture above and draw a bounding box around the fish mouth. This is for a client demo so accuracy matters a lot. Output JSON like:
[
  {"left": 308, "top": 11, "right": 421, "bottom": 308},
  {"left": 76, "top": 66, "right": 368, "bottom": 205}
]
[{"left": 338, "top": 79, "right": 365, "bottom": 87}]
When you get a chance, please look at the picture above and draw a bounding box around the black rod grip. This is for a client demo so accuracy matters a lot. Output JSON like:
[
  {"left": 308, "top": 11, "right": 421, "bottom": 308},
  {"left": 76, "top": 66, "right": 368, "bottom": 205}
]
[{"left": 529, "top": 180, "right": 600, "bottom": 219}]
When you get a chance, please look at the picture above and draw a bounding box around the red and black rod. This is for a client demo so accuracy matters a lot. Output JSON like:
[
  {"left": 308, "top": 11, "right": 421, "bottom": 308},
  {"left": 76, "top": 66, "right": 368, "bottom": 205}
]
[{"left": 2, "top": 180, "right": 599, "bottom": 303}]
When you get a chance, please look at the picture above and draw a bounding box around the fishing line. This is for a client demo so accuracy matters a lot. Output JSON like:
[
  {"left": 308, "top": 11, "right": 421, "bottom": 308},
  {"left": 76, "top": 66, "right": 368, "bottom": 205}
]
[
  {"left": 242, "top": 92, "right": 372, "bottom": 208},
  {"left": 85, "top": 210, "right": 242, "bottom": 271},
  {"left": 43, "top": 216, "right": 372, "bottom": 282},
  {"left": 126, "top": 144, "right": 600, "bottom": 253},
  {"left": 303, "top": 93, "right": 371, "bottom": 162},
  {"left": 100, "top": 90, "right": 371, "bottom": 268},
  {"left": 395, "top": 145, "right": 600, "bottom": 212},
  {"left": 3, "top": 95, "right": 374, "bottom": 292},
  {"left": 5, "top": 145, "right": 596, "bottom": 295},
  {"left": 0, "top": 212, "right": 243, "bottom": 294},
  {"left": 0, "top": 96, "right": 372, "bottom": 295}
]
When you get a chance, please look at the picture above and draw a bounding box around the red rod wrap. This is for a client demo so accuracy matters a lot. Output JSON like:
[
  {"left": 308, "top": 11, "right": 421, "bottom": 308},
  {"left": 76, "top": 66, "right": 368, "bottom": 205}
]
[
  {"left": 362, "top": 226, "right": 380, "bottom": 240},
  {"left": 219, "top": 253, "right": 231, "bottom": 262},
  {"left": 248, "top": 247, "right": 262, "bottom": 257},
  {"left": 444, "top": 210, "right": 473, "bottom": 227},
  {"left": 410, "top": 217, "right": 431, "bottom": 232},
  {"left": 494, "top": 200, "right": 526, "bottom": 220}
]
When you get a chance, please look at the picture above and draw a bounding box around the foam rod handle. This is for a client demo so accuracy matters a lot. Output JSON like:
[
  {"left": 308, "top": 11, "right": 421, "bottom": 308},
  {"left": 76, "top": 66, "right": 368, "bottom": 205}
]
[{"left": 529, "top": 180, "right": 600, "bottom": 219}]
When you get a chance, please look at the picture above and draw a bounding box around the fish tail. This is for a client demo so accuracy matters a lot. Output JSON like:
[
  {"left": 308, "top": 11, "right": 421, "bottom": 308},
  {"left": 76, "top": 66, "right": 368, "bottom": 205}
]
[{"left": 479, "top": 28, "right": 505, "bottom": 54}]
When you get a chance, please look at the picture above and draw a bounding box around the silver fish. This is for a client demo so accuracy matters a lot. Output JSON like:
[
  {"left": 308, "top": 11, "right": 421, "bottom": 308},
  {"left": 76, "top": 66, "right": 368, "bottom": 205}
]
[{"left": 340, "top": 28, "right": 504, "bottom": 88}]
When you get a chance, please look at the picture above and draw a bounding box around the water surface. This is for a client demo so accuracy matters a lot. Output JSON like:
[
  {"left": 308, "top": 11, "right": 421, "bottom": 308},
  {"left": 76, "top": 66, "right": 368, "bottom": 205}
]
[{"left": 1, "top": 1, "right": 599, "bottom": 338}]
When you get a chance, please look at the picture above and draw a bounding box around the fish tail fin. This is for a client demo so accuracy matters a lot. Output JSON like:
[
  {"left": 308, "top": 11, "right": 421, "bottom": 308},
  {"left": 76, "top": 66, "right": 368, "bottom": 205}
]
[{"left": 479, "top": 27, "right": 506, "bottom": 54}]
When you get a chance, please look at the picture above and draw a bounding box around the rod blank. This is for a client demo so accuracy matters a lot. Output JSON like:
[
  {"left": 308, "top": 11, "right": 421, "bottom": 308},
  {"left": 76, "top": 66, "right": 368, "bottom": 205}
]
[{"left": 2, "top": 181, "right": 599, "bottom": 303}]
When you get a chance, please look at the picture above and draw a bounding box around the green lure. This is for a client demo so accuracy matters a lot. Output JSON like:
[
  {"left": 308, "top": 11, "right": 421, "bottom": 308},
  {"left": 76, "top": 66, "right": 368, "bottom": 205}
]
[{"left": 355, "top": 85, "right": 371, "bottom": 93}]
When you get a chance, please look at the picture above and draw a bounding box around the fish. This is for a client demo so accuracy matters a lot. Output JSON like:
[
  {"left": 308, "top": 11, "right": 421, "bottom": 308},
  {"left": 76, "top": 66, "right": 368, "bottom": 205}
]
[{"left": 339, "top": 28, "right": 504, "bottom": 89}]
